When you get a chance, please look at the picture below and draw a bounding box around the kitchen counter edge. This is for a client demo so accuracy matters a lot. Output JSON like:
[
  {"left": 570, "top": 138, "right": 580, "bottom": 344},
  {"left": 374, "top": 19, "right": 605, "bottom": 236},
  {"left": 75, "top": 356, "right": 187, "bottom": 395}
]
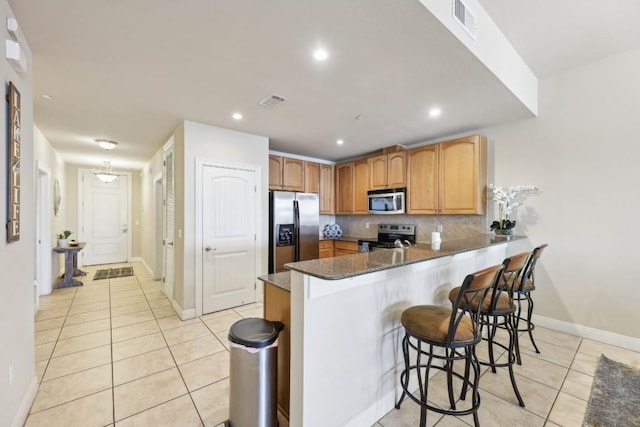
[{"left": 286, "top": 234, "right": 526, "bottom": 281}]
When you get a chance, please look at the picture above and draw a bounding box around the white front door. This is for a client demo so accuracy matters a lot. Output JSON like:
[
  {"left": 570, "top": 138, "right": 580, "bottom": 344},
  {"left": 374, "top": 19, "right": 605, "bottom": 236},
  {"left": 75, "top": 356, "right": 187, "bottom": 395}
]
[
  {"left": 81, "top": 171, "right": 129, "bottom": 265},
  {"left": 202, "top": 165, "right": 257, "bottom": 314}
]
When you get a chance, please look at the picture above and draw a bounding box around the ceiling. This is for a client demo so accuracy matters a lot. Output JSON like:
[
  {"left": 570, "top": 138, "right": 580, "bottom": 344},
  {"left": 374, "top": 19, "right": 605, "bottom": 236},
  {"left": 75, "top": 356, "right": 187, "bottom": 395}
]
[{"left": 9, "top": 0, "right": 640, "bottom": 168}]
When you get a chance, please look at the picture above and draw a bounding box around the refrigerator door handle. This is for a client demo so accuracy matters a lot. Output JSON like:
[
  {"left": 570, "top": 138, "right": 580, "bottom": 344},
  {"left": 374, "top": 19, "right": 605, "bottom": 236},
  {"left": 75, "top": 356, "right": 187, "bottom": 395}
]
[{"left": 293, "top": 200, "right": 300, "bottom": 261}]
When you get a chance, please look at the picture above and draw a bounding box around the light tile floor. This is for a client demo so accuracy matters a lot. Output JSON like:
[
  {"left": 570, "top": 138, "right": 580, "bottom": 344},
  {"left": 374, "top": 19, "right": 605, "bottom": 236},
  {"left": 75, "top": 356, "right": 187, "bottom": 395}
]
[{"left": 27, "top": 262, "right": 640, "bottom": 426}]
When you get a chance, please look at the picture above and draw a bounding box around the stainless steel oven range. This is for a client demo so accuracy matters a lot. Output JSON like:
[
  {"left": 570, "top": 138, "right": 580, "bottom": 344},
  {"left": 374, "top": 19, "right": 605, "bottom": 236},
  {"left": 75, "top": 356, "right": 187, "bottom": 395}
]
[{"left": 357, "top": 224, "right": 416, "bottom": 252}]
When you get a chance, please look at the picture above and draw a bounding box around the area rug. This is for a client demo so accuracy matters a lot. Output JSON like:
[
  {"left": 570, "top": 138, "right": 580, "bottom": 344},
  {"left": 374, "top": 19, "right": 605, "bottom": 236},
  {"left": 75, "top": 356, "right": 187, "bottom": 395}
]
[
  {"left": 583, "top": 354, "right": 640, "bottom": 426},
  {"left": 93, "top": 267, "right": 134, "bottom": 280}
]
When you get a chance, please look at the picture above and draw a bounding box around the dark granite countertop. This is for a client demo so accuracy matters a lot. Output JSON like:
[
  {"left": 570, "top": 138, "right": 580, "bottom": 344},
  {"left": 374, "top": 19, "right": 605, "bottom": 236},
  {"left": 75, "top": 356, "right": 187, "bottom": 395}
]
[
  {"left": 286, "top": 235, "right": 525, "bottom": 281},
  {"left": 257, "top": 272, "right": 291, "bottom": 292}
]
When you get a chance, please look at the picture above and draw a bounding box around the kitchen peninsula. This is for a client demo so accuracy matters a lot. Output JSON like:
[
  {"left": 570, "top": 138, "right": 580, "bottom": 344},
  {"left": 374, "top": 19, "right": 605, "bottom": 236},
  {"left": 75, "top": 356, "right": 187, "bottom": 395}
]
[{"left": 260, "top": 235, "right": 529, "bottom": 426}]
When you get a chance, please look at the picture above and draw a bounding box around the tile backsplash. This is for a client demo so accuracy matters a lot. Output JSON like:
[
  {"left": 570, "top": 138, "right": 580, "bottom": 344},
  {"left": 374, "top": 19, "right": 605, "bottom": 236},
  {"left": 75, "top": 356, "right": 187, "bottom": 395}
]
[{"left": 325, "top": 214, "right": 489, "bottom": 243}]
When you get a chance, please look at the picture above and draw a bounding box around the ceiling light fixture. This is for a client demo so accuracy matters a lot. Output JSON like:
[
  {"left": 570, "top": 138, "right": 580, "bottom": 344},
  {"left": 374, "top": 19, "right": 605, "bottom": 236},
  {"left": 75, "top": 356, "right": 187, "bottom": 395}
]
[
  {"left": 336, "top": 139, "right": 344, "bottom": 145},
  {"left": 313, "top": 48, "right": 328, "bottom": 61},
  {"left": 96, "top": 139, "right": 118, "bottom": 150},
  {"left": 232, "top": 112, "right": 243, "bottom": 120},
  {"left": 94, "top": 161, "right": 118, "bottom": 183},
  {"left": 429, "top": 108, "right": 442, "bottom": 118}
]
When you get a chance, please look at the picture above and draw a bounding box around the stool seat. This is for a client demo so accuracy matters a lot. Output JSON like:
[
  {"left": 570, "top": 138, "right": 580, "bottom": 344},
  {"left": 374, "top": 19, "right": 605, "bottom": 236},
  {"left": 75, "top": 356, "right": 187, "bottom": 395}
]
[{"left": 401, "top": 305, "right": 476, "bottom": 345}]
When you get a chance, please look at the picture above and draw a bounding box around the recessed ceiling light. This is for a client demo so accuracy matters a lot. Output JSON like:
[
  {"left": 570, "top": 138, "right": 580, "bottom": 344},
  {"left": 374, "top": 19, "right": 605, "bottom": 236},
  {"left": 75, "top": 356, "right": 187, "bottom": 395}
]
[
  {"left": 232, "top": 112, "right": 243, "bottom": 120},
  {"left": 41, "top": 94, "right": 53, "bottom": 100},
  {"left": 429, "top": 107, "right": 442, "bottom": 118},
  {"left": 313, "top": 48, "right": 329, "bottom": 61},
  {"left": 336, "top": 139, "right": 344, "bottom": 145},
  {"left": 96, "top": 139, "right": 118, "bottom": 150}
]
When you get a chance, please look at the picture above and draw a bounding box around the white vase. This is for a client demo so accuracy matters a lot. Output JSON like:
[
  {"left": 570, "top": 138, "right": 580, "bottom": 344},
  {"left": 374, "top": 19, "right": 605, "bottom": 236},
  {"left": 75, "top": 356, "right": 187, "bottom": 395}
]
[{"left": 58, "top": 239, "right": 67, "bottom": 248}]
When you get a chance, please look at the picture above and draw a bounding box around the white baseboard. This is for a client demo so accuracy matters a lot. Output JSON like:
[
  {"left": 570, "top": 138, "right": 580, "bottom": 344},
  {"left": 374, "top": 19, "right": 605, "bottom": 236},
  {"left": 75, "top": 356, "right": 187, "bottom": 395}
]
[
  {"left": 172, "top": 299, "right": 196, "bottom": 320},
  {"left": 12, "top": 376, "right": 38, "bottom": 427},
  {"left": 534, "top": 314, "right": 640, "bottom": 352},
  {"left": 131, "top": 257, "right": 153, "bottom": 276}
]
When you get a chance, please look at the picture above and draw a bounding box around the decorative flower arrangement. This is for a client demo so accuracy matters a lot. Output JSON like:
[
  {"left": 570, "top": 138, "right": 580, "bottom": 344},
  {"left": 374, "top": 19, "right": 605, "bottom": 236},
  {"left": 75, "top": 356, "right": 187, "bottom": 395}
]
[{"left": 488, "top": 185, "right": 539, "bottom": 235}]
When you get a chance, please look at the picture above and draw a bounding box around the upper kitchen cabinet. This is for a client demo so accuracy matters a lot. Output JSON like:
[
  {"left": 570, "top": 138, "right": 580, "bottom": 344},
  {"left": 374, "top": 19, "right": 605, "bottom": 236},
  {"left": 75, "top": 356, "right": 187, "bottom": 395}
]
[
  {"left": 269, "top": 155, "right": 284, "bottom": 190},
  {"left": 407, "top": 135, "right": 487, "bottom": 215},
  {"left": 335, "top": 162, "right": 354, "bottom": 214},
  {"left": 269, "top": 155, "right": 305, "bottom": 191},
  {"left": 353, "top": 159, "right": 369, "bottom": 214},
  {"left": 319, "top": 164, "right": 335, "bottom": 214},
  {"left": 304, "top": 161, "right": 320, "bottom": 193},
  {"left": 369, "top": 152, "right": 407, "bottom": 190},
  {"left": 407, "top": 144, "right": 439, "bottom": 214}
]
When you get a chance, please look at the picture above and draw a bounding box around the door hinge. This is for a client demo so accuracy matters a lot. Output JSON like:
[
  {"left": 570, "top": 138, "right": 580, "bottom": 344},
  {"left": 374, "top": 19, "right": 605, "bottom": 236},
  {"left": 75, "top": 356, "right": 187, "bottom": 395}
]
[
  {"left": 163, "top": 160, "right": 166, "bottom": 166},
  {"left": 254, "top": 234, "right": 257, "bottom": 241},
  {"left": 162, "top": 276, "right": 165, "bottom": 283},
  {"left": 162, "top": 239, "right": 165, "bottom": 245},
  {"left": 255, "top": 185, "right": 257, "bottom": 192},
  {"left": 254, "top": 282, "right": 257, "bottom": 290}
]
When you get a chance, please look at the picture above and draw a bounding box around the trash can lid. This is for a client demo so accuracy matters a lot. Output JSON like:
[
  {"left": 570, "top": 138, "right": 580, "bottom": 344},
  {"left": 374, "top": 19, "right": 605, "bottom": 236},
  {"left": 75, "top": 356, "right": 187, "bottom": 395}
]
[{"left": 228, "top": 318, "right": 284, "bottom": 348}]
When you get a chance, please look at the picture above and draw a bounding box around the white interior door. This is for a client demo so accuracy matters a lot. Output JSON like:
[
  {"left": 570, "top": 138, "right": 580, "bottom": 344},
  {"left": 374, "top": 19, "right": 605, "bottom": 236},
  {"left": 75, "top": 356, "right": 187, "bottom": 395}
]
[
  {"left": 81, "top": 171, "right": 129, "bottom": 265},
  {"left": 163, "top": 149, "right": 175, "bottom": 300},
  {"left": 202, "top": 165, "right": 257, "bottom": 314},
  {"left": 153, "top": 177, "right": 163, "bottom": 281}
]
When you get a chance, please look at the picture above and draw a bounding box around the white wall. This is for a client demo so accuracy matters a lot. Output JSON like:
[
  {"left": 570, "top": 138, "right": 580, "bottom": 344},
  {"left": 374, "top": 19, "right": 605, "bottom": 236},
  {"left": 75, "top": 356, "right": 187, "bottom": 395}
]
[
  {"left": 482, "top": 47, "right": 640, "bottom": 339},
  {"left": 174, "top": 120, "right": 269, "bottom": 313},
  {"left": 139, "top": 148, "right": 164, "bottom": 274},
  {"left": 33, "top": 125, "right": 67, "bottom": 285},
  {"left": 0, "top": 1, "right": 37, "bottom": 424}
]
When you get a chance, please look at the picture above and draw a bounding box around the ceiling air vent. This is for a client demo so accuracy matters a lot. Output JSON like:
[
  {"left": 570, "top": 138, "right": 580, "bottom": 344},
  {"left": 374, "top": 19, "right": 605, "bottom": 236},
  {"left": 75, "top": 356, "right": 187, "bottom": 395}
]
[
  {"left": 453, "top": 0, "right": 477, "bottom": 40},
  {"left": 259, "top": 94, "right": 287, "bottom": 108}
]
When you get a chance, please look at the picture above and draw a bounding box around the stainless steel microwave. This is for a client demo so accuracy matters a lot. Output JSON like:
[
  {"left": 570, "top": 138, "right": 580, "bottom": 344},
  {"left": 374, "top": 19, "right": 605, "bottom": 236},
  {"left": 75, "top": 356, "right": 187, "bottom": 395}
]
[{"left": 367, "top": 188, "right": 406, "bottom": 214}]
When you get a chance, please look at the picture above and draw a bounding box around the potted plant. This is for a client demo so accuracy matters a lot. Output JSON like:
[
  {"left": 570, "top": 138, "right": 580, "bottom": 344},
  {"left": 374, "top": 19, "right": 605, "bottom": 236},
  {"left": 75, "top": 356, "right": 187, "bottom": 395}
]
[
  {"left": 56, "top": 230, "right": 72, "bottom": 247},
  {"left": 488, "top": 185, "right": 539, "bottom": 235}
]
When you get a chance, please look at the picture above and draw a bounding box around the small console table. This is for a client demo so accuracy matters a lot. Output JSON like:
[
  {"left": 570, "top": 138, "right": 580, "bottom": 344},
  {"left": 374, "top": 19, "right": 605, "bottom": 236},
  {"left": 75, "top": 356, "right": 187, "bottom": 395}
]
[{"left": 53, "top": 243, "right": 87, "bottom": 288}]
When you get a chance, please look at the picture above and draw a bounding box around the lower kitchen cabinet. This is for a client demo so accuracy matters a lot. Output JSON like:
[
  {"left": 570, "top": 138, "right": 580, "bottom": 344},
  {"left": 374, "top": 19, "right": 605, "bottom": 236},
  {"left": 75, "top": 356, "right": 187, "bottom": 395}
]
[
  {"left": 319, "top": 240, "right": 334, "bottom": 258},
  {"left": 263, "top": 283, "right": 291, "bottom": 420},
  {"left": 334, "top": 241, "right": 359, "bottom": 256}
]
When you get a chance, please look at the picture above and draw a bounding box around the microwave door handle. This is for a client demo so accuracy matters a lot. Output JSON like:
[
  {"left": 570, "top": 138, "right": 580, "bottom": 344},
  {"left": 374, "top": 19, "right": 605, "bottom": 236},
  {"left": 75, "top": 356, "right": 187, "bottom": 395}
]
[{"left": 293, "top": 200, "right": 300, "bottom": 261}]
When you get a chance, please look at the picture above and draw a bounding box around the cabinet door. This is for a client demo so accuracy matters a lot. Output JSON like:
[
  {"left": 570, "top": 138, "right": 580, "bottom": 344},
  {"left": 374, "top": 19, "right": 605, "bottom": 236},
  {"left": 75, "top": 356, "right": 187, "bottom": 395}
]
[
  {"left": 353, "top": 159, "right": 369, "bottom": 214},
  {"left": 335, "top": 163, "right": 354, "bottom": 214},
  {"left": 334, "top": 241, "right": 358, "bottom": 256},
  {"left": 440, "top": 135, "right": 486, "bottom": 214},
  {"left": 319, "top": 164, "right": 335, "bottom": 214},
  {"left": 304, "top": 161, "right": 320, "bottom": 193},
  {"left": 283, "top": 158, "right": 305, "bottom": 192},
  {"left": 269, "top": 155, "right": 283, "bottom": 190},
  {"left": 387, "top": 152, "right": 407, "bottom": 188},
  {"left": 263, "top": 283, "right": 291, "bottom": 418},
  {"left": 407, "top": 145, "right": 438, "bottom": 214},
  {"left": 319, "top": 240, "right": 334, "bottom": 258},
  {"left": 368, "top": 155, "right": 387, "bottom": 190}
]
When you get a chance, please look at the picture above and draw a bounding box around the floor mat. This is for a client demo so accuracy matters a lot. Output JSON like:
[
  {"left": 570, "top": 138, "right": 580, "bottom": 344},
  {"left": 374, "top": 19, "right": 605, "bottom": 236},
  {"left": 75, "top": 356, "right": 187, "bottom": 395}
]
[
  {"left": 93, "top": 267, "right": 134, "bottom": 280},
  {"left": 583, "top": 354, "right": 640, "bottom": 426}
]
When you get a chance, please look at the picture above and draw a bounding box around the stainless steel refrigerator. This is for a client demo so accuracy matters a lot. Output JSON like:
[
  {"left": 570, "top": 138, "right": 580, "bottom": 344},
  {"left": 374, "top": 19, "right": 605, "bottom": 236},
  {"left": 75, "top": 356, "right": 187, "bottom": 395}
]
[{"left": 269, "top": 191, "right": 319, "bottom": 273}]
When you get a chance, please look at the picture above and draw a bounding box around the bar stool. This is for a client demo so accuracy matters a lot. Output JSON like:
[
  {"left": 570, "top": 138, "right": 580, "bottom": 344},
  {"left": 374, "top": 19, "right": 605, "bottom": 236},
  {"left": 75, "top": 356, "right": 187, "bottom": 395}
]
[
  {"left": 395, "top": 264, "right": 503, "bottom": 427},
  {"left": 510, "top": 244, "right": 548, "bottom": 364},
  {"left": 449, "top": 252, "right": 530, "bottom": 408}
]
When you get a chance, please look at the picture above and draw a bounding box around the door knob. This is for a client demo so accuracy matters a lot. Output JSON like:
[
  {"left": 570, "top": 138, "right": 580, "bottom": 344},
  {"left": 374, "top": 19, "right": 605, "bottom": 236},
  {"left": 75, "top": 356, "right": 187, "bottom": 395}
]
[{"left": 205, "top": 246, "right": 213, "bottom": 252}]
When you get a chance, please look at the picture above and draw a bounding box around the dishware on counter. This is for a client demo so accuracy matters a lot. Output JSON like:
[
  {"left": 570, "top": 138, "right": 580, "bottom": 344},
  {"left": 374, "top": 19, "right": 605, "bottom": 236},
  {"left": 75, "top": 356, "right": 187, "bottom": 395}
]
[{"left": 323, "top": 223, "right": 343, "bottom": 238}]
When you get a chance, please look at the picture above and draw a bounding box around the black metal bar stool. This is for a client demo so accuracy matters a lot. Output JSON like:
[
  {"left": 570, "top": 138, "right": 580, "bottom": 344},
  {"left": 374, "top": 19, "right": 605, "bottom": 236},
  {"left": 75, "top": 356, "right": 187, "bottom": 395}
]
[
  {"left": 395, "top": 264, "right": 503, "bottom": 427},
  {"left": 450, "top": 252, "right": 530, "bottom": 408},
  {"left": 510, "top": 244, "right": 548, "bottom": 364}
]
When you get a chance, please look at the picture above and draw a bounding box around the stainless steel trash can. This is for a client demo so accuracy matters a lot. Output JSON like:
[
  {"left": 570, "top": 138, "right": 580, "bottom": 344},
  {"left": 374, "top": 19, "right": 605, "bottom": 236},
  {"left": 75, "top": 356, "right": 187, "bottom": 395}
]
[{"left": 227, "top": 318, "right": 284, "bottom": 427}]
